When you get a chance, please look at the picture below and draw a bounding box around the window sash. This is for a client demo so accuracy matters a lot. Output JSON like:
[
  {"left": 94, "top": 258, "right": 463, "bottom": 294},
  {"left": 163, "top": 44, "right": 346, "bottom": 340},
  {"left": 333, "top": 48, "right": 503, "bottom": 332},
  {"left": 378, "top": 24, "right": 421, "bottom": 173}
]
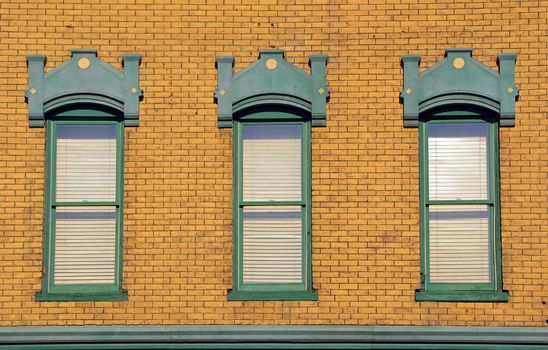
[
  {"left": 53, "top": 206, "right": 117, "bottom": 285},
  {"left": 242, "top": 124, "right": 303, "bottom": 202},
  {"left": 44, "top": 120, "right": 123, "bottom": 295},
  {"left": 421, "top": 119, "right": 500, "bottom": 292},
  {"left": 235, "top": 119, "right": 311, "bottom": 293},
  {"left": 242, "top": 206, "right": 304, "bottom": 285},
  {"left": 427, "top": 204, "right": 492, "bottom": 284},
  {"left": 427, "top": 123, "right": 489, "bottom": 201},
  {"left": 55, "top": 126, "right": 117, "bottom": 202}
]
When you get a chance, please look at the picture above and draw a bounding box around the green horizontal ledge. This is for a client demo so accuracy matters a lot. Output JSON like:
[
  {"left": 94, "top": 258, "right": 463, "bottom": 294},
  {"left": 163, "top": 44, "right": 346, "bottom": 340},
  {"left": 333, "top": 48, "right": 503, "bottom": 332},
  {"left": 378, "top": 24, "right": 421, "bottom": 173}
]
[
  {"left": 227, "top": 289, "right": 318, "bottom": 301},
  {"left": 3, "top": 342, "right": 548, "bottom": 349},
  {"left": 35, "top": 291, "right": 128, "bottom": 302},
  {"left": 0, "top": 325, "right": 547, "bottom": 349},
  {"left": 415, "top": 290, "right": 509, "bottom": 302}
]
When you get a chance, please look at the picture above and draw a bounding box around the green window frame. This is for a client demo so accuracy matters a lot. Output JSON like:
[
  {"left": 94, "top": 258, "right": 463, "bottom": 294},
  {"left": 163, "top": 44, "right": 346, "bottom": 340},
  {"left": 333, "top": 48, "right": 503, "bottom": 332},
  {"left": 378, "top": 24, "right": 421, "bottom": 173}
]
[
  {"left": 26, "top": 49, "right": 141, "bottom": 301},
  {"left": 35, "top": 110, "right": 127, "bottom": 302},
  {"left": 416, "top": 111, "right": 508, "bottom": 302},
  {"left": 227, "top": 109, "right": 317, "bottom": 301},
  {"left": 215, "top": 50, "right": 328, "bottom": 301}
]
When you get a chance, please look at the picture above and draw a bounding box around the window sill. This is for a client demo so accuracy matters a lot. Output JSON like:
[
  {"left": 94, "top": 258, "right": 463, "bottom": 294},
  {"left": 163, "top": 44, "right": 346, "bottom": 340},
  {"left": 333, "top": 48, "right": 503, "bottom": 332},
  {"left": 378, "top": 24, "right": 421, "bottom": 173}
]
[
  {"left": 415, "top": 290, "right": 508, "bottom": 302},
  {"left": 227, "top": 289, "right": 318, "bottom": 301},
  {"left": 35, "top": 291, "right": 128, "bottom": 302}
]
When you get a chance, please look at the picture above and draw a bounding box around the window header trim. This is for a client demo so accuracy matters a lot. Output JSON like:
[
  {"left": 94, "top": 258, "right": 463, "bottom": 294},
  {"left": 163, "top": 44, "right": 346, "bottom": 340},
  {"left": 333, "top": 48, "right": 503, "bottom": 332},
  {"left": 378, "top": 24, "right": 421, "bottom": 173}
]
[
  {"left": 26, "top": 49, "right": 142, "bottom": 127},
  {"left": 215, "top": 50, "right": 329, "bottom": 128},
  {"left": 401, "top": 48, "right": 517, "bottom": 127}
]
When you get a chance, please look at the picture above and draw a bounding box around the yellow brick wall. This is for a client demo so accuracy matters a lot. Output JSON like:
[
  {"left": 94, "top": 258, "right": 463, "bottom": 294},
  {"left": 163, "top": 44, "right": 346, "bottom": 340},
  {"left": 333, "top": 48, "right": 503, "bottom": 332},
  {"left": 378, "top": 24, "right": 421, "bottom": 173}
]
[{"left": 0, "top": 0, "right": 546, "bottom": 326}]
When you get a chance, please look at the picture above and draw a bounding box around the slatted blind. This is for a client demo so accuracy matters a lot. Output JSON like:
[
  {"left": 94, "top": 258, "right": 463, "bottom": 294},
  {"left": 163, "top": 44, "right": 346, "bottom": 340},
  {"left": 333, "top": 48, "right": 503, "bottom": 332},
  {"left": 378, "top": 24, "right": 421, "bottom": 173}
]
[
  {"left": 54, "top": 206, "right": 116, "bottom": 284},
  {"left": 56, "top": 125, "right": 117, "bottom": 202},
  {"left": 243, "top": 125, "right": 301, "bottom": 202},
  {"left": 242, "top": 206, "right": 302, "bottom": 284},
  {"left": 428, "top": 124, "right": 489, "bottom": 200},
  {"left": 427, "top": 123, "right": 491, "bottom": 284},
  {"left": 53, "top": 125, "right": 118, "bottom": 285},
  {"left": 241, "top": 124, "right": 304, "bottom": 285},
  {"left": 429, "top": 205, "right": 490, "bottom": 283}
]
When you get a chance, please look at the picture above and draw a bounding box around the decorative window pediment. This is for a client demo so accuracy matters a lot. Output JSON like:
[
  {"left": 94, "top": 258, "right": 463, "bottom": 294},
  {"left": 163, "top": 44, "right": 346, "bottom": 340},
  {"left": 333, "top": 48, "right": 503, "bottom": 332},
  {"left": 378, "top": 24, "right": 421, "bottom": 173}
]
[
  {"left": 215, "top": 50, "right": 329, "bottom": 128},
  {"left": 26, "top": 49, "right": 142, "bottom": 127},
  {"left": 401, "top": 48, "right": 518, "bottom": 127}
]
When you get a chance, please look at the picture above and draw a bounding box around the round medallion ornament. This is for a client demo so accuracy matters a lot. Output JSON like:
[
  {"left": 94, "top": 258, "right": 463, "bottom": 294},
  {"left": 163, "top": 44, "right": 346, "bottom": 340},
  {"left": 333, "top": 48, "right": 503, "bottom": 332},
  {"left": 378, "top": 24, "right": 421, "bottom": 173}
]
[
  {"left": 265, "top": 58, "right": 278, "bottom": 70},
  {"left": 78, "top": 58, "right": 90, "bottom": 69},
  {"left": 452, "top": 57, "right": 465, "bottom": 69}
]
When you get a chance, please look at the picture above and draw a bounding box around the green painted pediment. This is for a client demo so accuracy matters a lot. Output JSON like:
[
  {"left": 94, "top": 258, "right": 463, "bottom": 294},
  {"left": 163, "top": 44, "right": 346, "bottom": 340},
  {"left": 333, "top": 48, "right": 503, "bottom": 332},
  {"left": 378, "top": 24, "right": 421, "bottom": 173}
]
[
  {"left": 401, "top": 48, "right": 518, "bottom": 127},
  {"left": 215, "top": 50, "right": 329, "bottom": 128},
  {"left": 26, "top": 49, "right": 142, "bottom": 127}
]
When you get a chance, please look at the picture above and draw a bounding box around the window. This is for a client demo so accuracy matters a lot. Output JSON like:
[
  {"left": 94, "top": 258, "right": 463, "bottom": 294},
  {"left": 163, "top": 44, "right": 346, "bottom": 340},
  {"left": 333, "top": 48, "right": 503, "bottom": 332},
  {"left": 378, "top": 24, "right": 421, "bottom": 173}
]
[
  {"left": 401, "top": 49, "right": 516, "bottom": 301},
  {"left": 228, "top": 111, "right": 316, "bottom": 300},
  {"left": 27, "top": 49, "right": 142, "bottom": 301},
  {"left": 36, "top": 116, "right": 127, "bottom": 301},
  {"left": 215, "top": 50, "right": 328, "bottom": 300},
  {"left": 416, "top": 115, "right": 507, "bottom": 301}
]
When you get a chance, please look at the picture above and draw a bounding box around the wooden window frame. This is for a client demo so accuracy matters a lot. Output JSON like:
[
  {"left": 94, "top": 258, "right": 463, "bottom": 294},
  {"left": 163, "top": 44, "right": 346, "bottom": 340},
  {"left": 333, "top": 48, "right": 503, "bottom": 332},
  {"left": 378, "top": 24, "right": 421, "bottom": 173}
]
[
  {"left": 36, "top": 112, "right": 127, "bottom": 302},
  {"left": 415, "top": 111, "right": 508, "bottom": 302},
  {"left": 227, "top": 109, "right": 317, "bottom": 301}
]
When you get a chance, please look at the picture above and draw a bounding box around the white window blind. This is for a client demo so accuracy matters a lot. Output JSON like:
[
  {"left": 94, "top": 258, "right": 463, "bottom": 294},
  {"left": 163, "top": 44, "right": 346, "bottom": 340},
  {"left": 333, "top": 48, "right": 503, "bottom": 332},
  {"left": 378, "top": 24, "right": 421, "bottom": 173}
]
[
  {"left": 241, "top": 124, "right": 304, "bottom": 285},
  {"left": 242, "top": 125, "right": 302, "bottom": 202},
  {"left": 429, "top": 205, "right": 491, "bottom": 283},
  {"left": 428, "top": 123, "right": 489, "bottom": 200},
  {"left": 54, "top": 206, "right": 116, "bottom": 284},
  {"left": 242, "top": 206, "right": 302, "bottom": 284},
  {"left": 427, "top": 123, "right": 492, "bottom": 284},
  {"left": 56, "top": 125, "right": 117, "bottom": 202},
  {"left": 53, "top": 125, "right": 118, "bottom": 286}
]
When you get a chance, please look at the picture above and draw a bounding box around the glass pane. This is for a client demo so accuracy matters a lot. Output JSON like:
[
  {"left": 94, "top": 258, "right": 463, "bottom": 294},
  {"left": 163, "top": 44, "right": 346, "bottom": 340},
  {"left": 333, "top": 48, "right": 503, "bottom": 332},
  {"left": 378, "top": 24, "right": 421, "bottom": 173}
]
[
  {"left": 429, "top": 205, "right": 491, "bottom": 283},
  {"left": 428, "top": 123, "right": 489, "bottom": 200},
  {"left": 243, "top": 125, "right": 302, "bottom": 202},
  {"left": 56, "top": 125, "right": 117, "bottom": 202},
  {"left": 242, "top": 206, "right": 302, "bottom": 284},
  {"left": 54, "top": 206, "right": 116, "bottom": 285}
]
